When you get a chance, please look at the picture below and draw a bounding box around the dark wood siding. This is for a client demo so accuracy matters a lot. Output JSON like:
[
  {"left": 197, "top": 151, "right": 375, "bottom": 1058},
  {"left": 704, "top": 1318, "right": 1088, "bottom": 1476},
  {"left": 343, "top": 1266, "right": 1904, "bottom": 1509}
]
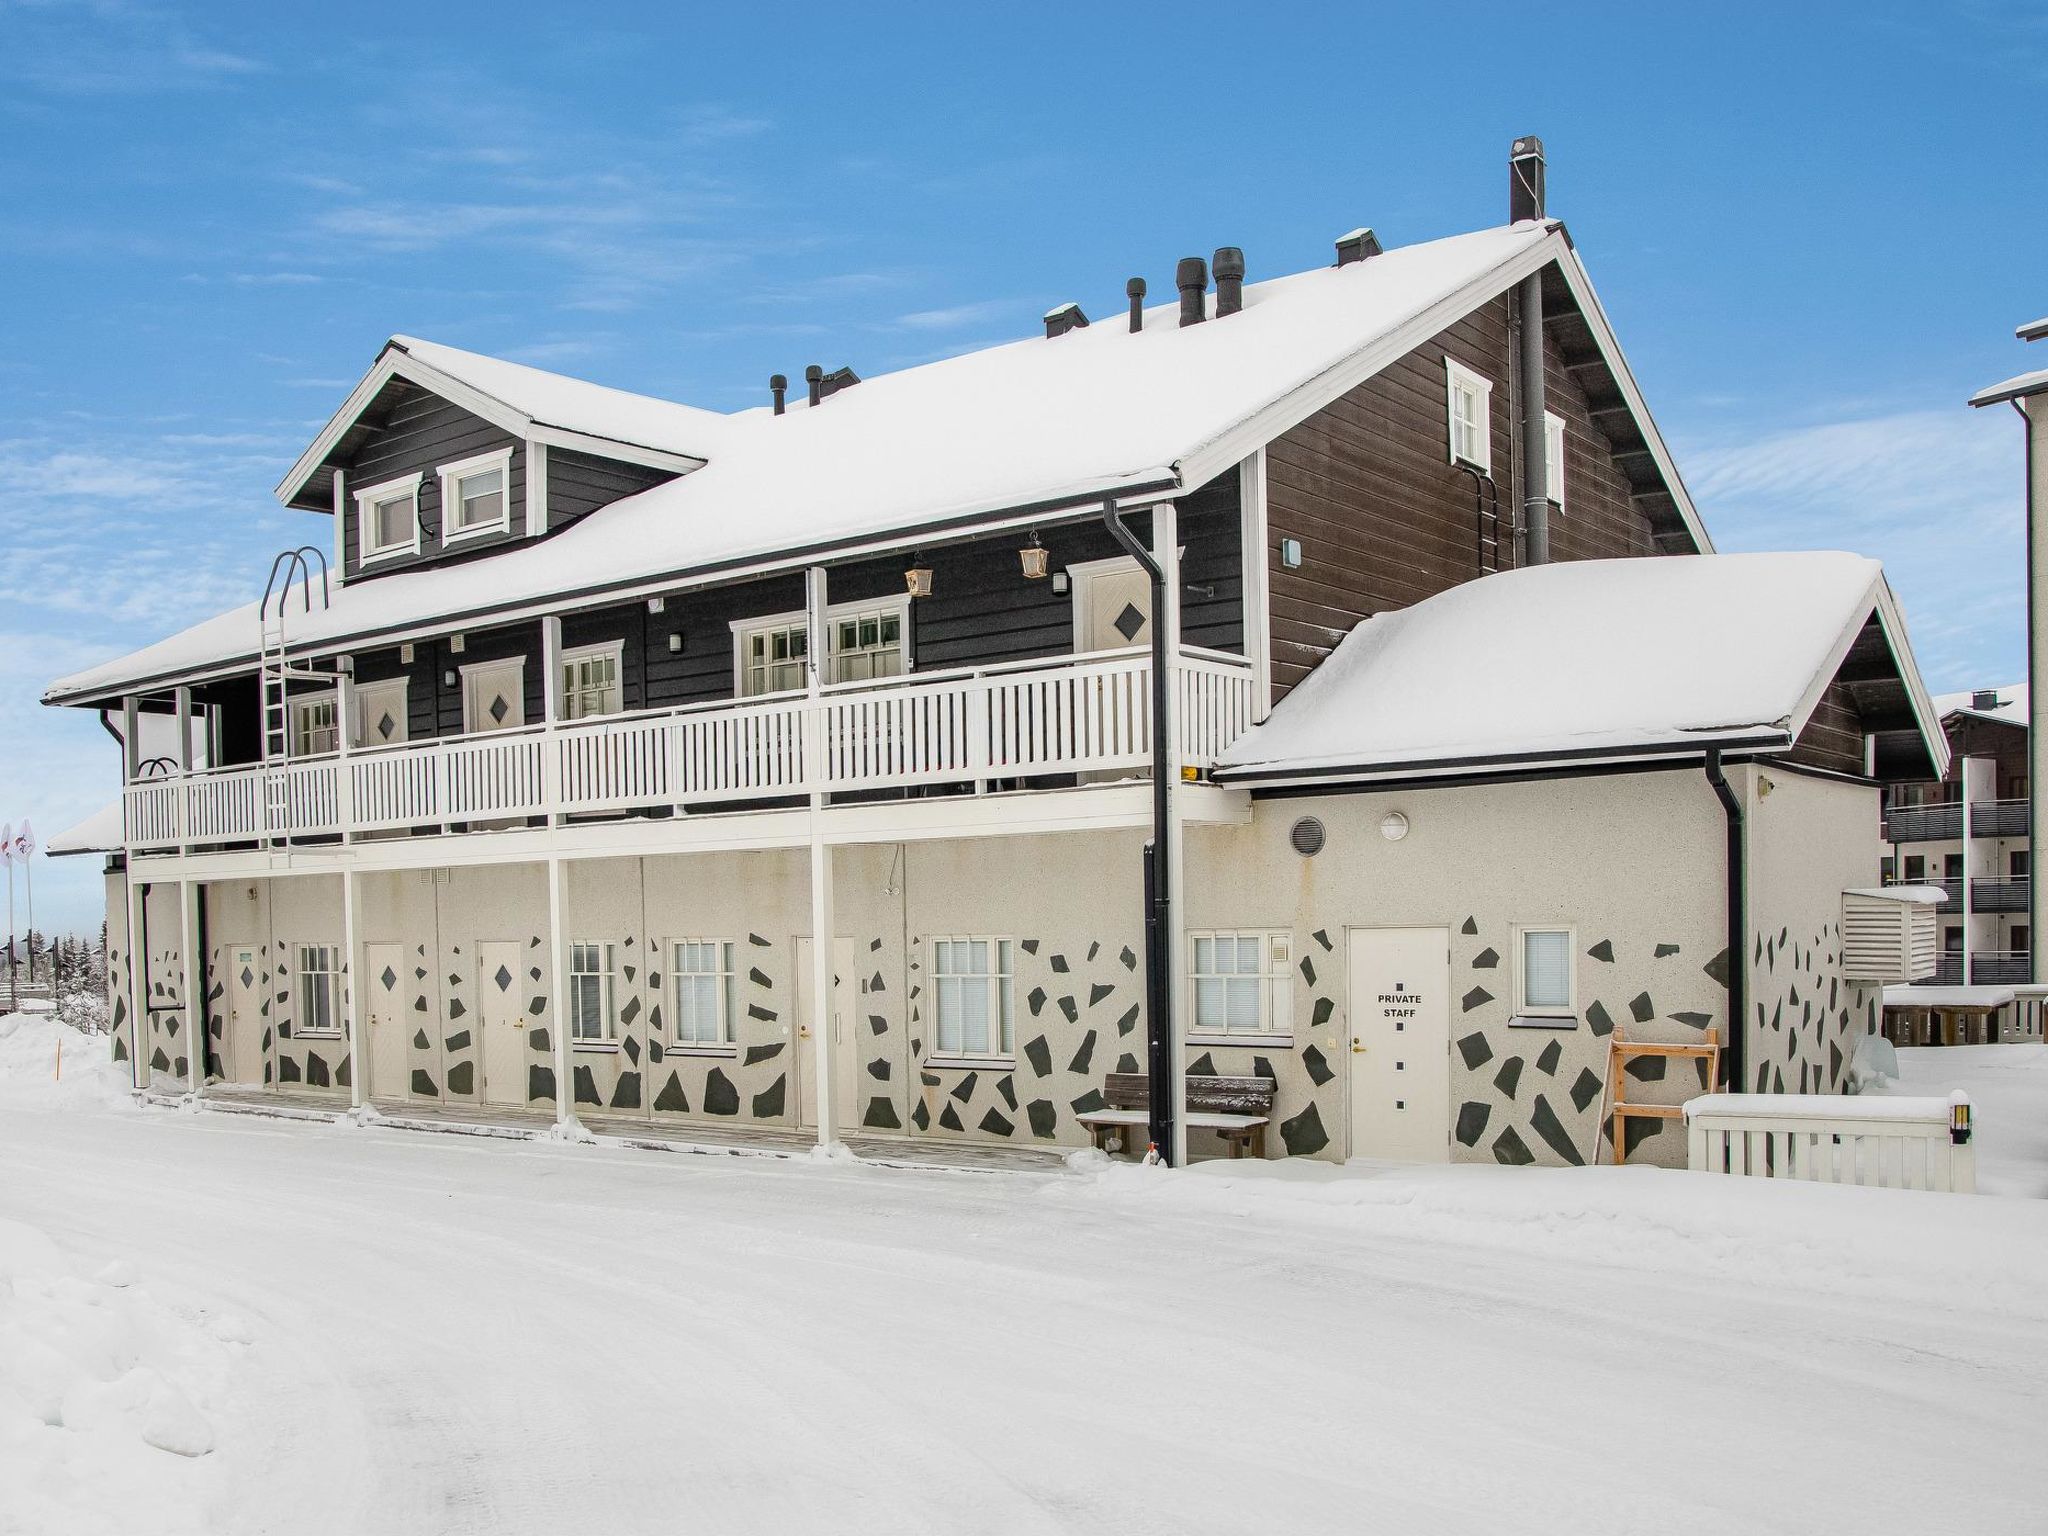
[
  {"left": 548, "top": 448, "right": 674, "bottom": 530},
  {"left": 337, "top": 381, "right": 526, "bottom": 582},
  {"left": 1265, "top": 287, "right": 1664, "bottom": 702},
  {"left": 1789, "top": 676, "right": 1868, "bottom": 776}
]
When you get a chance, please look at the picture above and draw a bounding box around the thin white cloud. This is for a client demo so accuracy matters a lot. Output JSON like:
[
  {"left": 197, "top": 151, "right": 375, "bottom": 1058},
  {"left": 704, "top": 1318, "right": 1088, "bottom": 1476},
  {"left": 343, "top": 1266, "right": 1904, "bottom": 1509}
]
[{"left": 892, "top": 300, "right": 1012, "bottom": 332}]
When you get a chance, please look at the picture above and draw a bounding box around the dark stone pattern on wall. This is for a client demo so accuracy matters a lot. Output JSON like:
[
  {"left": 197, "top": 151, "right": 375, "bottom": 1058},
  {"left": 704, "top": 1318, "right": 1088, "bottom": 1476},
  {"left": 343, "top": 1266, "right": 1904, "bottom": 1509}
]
[{"left": 1749, "top": 920, "right": 1869, "bottom": 1096}]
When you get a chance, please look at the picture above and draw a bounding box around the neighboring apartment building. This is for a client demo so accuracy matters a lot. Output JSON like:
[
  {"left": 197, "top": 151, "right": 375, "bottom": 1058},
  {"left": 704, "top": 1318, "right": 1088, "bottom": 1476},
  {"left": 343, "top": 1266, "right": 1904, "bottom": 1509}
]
[
  {"left": 45, "top": 143, "right": 1947, "bottom": 1169},
  {"left": 1881, "top": 685, "right": 2030, "bottom": 986}
]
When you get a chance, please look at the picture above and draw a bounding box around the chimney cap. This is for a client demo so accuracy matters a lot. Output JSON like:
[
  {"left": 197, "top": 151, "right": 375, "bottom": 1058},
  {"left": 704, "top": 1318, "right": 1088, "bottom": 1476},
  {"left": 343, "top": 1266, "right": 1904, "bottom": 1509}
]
[
  {"left": 804, "top": 363, "right": 823, "bottom": 381},
  {"left": 1211, "top": 246, "right": 1245, "bottom": 280},
  {"left": 1973, "top": 689, "right": 2002, "bottom": 710},
  {"left": 1044, "top": 302, "right": 1089, "bottom": 339},
  {"left": 1126, "top": 276, "right": 1147, "bottom": 297},
  {"left": 1511, "top": 134, "right": 1545, "bottom": 158},
  {"left": 1334, "top": 228, "right": 1382, "bottom": 266},
  {"left": 769, "top": 373, "right": 787, "bottom": 389}
]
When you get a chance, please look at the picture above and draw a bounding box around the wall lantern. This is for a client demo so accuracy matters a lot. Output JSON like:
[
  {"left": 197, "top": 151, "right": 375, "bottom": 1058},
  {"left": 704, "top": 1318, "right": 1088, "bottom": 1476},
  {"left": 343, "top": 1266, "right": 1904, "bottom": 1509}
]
[
  {"left": 1379, "top": 810, "right": 1410, "bottom": 842},
  {"left": 1019, "top": 530, "right": 1049, "bottom": 580},
  {"left": 1279, "top": 538, "right": 1304, "bottom": 570},
  {"left": 667, "top": 632, "right": 684, "bottom": 653},
  {"left": 905, "top": 552, "right": 934, "bottom": 598},
  {"left": 443, "top": 669, "right": 458, "bottom": 688}
]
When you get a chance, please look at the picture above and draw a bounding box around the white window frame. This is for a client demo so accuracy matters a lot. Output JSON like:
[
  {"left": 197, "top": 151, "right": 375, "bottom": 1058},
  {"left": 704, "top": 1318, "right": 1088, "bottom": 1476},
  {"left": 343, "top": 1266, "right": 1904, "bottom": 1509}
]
[
  {"left": 289, "top": 691, "right": 339, "bottom": 758},
  {"left": 568, "top": 940, "right": 617, "bottom": 1046},
  {"left": 928, "top": 936, "right": 1015, "bottom": 1061},
  {"left": 294, "top": 942, "right": 343, "bottom": 1038},
  {"left": 560, "top": 640, "right": 625, "bottom": 722},
  {"left": 1515, "top": 925, "right": 1577, "bottom": 1018},
  {"left": 671, "top": 939, "right": 737, "bottom": 1050},
  {"left": 1544, "top": 410, "right": 1566, "bottom": 511},
  {"left": 1444, "top": 357, "right": 1493, "bottom": 473},
  {"left": 354, "top": 472, "right": 423, "bottom": 565},
  {"left": 437, "top": 446, "right": 515, "bottom": 545},
  {"left": 1187, "top": 929, "right": 1294, "bottom": 1041},
  {"left": 730, "top": 595, "right": 913, "bottom": 698}
]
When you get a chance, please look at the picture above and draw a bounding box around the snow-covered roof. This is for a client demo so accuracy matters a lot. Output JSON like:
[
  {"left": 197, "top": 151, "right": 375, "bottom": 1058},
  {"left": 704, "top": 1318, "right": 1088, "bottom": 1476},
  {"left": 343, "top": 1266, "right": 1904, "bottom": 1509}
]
[
  {"left": 1971, "top": 367, "right": 2048, "bottom": 407},
  {"left": 47, "top": 220, "right": 1712, "bottom": 705},
  {"left": 1883, "top": 985, "right": 2018, "bottom": 1011},
  {"left": 1934, "top": 682, "right": 2028, "bottom": 729},
  {"left": 46, "top": 802, "right": 122, "bottom": 857},
  {"left": 1213, "top": 551, "right": 1945, "bottom": 785},
  {"left": 2019, "top": 316, "right": 2048, "bottom": 343}
]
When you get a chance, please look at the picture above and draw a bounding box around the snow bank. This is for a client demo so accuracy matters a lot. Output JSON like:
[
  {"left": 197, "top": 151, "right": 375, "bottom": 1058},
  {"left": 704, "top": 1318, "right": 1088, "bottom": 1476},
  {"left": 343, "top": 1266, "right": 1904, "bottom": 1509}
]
[
  {"left": 1051, "top": 1155, "right": 2048, "bottom": 1318},
  {"left": 0, "top": 1217, "right": 252, "bottom": 1535},
  {"left": 1879, "top": 1044, "right": 2048, "bottom": 1199},
  {"left": 0, "top": 1014, "right": 131, "bottom": 1112}
]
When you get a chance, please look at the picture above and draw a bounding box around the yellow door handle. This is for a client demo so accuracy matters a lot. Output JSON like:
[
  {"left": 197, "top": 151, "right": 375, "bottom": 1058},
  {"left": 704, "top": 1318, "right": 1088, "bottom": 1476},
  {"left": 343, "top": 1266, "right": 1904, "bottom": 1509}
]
[
  {"left": 1351, "top": 1041, "right": 1367, "bottom": 1053},
  {"left": 799, "top": 1025, "right": 812, "bottom": 1039}
]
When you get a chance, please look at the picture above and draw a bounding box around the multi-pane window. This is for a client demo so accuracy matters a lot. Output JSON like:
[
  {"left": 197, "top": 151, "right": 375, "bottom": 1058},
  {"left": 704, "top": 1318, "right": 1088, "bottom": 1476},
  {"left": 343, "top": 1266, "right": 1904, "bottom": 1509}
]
[
  {"left": 1518, "top": 928, "right": 1574, "bottom": 1015},
  {"left": 296, "top": 944, "right": 341, "bottom": 1036},
  {"left": 568, "top": 941, "right": 616, "bottom": 1043},
  {"left": 562, "top": 646, "right": 622, "bottom": 720},
  {"left": 932, "top": 937, "right": 1014, "bottom": 1057},
  {"left": 829, "top": 607, "right": 905, "bottom": 683},
  {"left": 291, "top": 695, "right": 340, "bottom": 756},
  {"left": 1190, "top": 931, "right": 1292, "bottom": 1035},
  {"left": 742, "top": 621, "right": 808, "bottom": 696},
  {"left": 672, "top": 940, "right": 736, "bottom": 1047},
  {"left": 1445, "top": 358, "right": 1492, "bottom": 472}
]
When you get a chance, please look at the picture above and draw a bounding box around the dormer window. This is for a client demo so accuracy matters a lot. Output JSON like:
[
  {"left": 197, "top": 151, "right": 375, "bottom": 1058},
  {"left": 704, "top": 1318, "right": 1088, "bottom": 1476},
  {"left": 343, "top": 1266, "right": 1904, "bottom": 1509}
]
[
  {"left": 1445, "top": 358, "right": 1493, "bottom": 472},
  {"left": 355, "top": 473, "right": 422, "bottom": 565},
  {"left": 439, "top": 447, "right": 514, "bottom": 544}
]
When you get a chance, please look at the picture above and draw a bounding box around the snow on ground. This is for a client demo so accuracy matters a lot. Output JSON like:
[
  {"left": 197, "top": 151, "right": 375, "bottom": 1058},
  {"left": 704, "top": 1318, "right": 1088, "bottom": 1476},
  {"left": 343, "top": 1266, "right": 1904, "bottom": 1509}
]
[
  {"left": 1879, "top": 1043, "right": 2048, "bottom": 1198},
  {"left": 3, "top": 1020, "right": 2046, "bottom": 1535}
]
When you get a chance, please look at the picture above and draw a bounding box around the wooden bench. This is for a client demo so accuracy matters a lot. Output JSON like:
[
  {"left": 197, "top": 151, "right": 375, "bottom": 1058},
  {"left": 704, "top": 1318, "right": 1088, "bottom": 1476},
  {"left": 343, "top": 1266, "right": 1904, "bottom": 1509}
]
[{"left": 1076, "top": 1072, "right": 1275, "bottom": 1159}]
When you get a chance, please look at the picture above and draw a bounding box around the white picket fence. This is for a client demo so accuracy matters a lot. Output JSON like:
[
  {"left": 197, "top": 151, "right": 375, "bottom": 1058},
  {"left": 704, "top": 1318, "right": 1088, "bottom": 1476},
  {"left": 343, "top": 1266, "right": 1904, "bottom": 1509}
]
[
  {"left": 1685, "top": 1092, "right": 1976, "bottom": 1194},
  {"left": 124, "top": 646, "right": 1255, "bottom": 848}
]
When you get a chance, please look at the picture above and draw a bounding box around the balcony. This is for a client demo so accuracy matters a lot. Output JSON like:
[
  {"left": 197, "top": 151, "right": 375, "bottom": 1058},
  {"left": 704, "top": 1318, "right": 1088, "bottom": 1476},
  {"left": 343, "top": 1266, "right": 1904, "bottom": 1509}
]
[
  {"left": 121, "top": 646, "right": 1255, "bottom": 853},
  {"left": 1971, "top": 877, "right": 2031, "bottom": 914},
  {"left": 1882, "top": 797, "right": 2029, "bottom": 844},
  {"left": 1927, "top": 951, "right": 2033, "bottom": 986}
]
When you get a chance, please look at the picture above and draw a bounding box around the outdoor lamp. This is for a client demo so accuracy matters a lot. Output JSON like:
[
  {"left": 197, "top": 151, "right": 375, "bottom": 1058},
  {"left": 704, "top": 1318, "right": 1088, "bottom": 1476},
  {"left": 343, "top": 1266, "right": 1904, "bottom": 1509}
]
[
  {"left": 1019, "top": 531, "right": 1049, "bottom": 580},
  {"left": 905, "top": 553, "right": 934, "bottom": 598}
]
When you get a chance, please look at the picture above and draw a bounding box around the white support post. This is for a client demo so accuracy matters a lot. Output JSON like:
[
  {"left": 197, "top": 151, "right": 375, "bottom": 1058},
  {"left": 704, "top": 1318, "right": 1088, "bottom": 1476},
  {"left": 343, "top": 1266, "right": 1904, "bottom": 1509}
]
[
  {"left": 173, "top": 685, "right": 193, "bottom": 854},
  {"left": 331, "top": 468, "right": 346, "bottom": 577},
  {"left": 541, "top": 615, "right": 563, "bottom": 826},
  {"left": 547, "top": 856, "right": 573, "bottom": 1127},
  {"left": 1154, "top": 502, "right": 1189, "bottom": 1168},
  {"left": 121, "top": 696, "right": 140, "bottom": 783},
  {"left": 124, "top": 876, "right": 146, "bottom": 1091},
  {"left": 1961, "top": 759, "right": 1974, "bottom": 984},
  {"left": 803, "top": 564, "right": 837, "bottom": 1148},
  {"left": 335, "top": 671, "right": 356, "bottom": 844},
  {"left": 1239, "top": 449, "right": 1273, "bottom": 720},
  {"left": 341, "top": 869, "right": 363, "bottom": 1111},
  {"left": 179, "top": 880, "right": 200, "bottom": 1098},
  {"left": 525, "top": 440, "right": 549, "bottom": 538}
]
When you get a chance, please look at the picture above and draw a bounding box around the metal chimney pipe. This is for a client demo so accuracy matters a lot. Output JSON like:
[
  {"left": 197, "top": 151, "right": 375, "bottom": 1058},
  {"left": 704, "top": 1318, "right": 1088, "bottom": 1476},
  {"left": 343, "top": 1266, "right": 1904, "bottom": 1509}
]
[
  {"left": 769, "top": 374, "right": 787, "bottom": 415},
  {"left": 1176, "top": 257, "right": 1207, "bottom": 326},
  {"left": 1212, "top": 247, "right": 1244, "bottom": 316},
  {"left": 1126, "top": 276, "right": 1146, "bottom": 333},
  {"left": 1510, "top": 134, "right": 1546, "bottom": 223},
  {"left": 1518, "top": 271, "right": 1548, "bottom": 564},
  {"left": 804, "top": 364, "right": 823, "bottom": 408}
]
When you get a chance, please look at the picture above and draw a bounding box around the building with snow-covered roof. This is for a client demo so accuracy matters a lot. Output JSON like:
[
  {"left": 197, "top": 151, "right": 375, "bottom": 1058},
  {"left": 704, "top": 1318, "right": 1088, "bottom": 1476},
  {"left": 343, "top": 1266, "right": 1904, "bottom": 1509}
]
[{"left": 45, "top": 139, "right": 1947, "bottom": 1170}]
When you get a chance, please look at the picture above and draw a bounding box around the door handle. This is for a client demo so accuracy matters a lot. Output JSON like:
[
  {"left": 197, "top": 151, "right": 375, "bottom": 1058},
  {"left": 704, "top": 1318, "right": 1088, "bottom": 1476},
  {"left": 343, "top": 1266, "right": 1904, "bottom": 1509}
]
[
  {"left": 1351, "top": 1041, "right": 1367, "bottom": 1054},
  {"left": 799, "top": 1025, "right": 812, "bottom": 1039}
]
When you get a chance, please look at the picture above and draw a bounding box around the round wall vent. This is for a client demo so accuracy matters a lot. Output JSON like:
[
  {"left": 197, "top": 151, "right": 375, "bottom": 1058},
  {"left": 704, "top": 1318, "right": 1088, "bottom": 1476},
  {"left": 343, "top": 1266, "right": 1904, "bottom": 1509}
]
[{"left": 1289, "top": 816, "right": 1326, "bottom": 857}]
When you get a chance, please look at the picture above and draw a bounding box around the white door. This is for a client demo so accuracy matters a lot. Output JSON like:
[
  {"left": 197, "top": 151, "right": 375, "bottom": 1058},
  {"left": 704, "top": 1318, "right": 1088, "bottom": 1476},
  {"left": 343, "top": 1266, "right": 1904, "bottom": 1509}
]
[
  {"left": 226, "top": 944, "right": 264, "bottom": 1086},
  {"left": 1073, "top": 558, "right": 1153, "bottom": 653},
  {"left": 363, "top": 941, "right": 408, "bottom": 1100},
  {"left": 353, "top": 678, "right": 410, "bottom": 749},
  {"left": 461, "top": 659, "right": 525, "bottom": 735},
  {"left": 794, "top": 937, "right": 859, "bottom": 1132},
  {"left": 477, "top": 939, "right": 527, "bottom": 1107},
  {"left": 1346, "top": 927, "right": 1452, "bottom": 1162}
]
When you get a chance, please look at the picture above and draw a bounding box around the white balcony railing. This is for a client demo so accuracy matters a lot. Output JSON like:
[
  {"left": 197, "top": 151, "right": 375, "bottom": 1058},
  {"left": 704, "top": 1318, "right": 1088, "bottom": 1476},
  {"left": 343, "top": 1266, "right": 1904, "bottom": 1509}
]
[{"left": 123, "top": 646, "right": 1256, "bottom": 851}]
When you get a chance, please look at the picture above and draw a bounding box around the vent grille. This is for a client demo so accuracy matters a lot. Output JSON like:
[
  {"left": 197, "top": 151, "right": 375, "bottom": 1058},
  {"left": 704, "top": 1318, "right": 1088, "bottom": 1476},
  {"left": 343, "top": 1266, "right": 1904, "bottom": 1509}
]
[{"left": 1289, "top": 817, "right": 1326, "bottom": 857}]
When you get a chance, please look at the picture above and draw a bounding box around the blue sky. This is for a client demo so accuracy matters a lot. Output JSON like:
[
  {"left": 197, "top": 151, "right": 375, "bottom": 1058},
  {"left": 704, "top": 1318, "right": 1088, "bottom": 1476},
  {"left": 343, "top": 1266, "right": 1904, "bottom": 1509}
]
[{"left": 1, "top": 0, "right": 2043, "bottom": 932}]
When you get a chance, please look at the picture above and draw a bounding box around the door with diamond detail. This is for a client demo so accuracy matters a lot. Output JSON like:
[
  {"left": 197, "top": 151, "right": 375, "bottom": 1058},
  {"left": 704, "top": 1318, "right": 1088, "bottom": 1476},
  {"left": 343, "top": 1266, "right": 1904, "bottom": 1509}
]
[
  {"left": 353, "top": 679, "right": 409, "bottom": 749},
  {"left": 461, "top": 659, "right": 525, "bottom": 736},
  {"left": 227, "top": 944, "right": 265, "bottom": 1086},
  {"left": 1346, "top": 927, "right": 1451, "bottom": 1162},
  {"left": 478, "top": 940, "right": 527, "bottom": 1107},
  {"left": 364, "top": 942, "right": 407, "bottom": 1100},
  {"left": 1075, "top": 558, "right": 1152, "bottom": 653}
]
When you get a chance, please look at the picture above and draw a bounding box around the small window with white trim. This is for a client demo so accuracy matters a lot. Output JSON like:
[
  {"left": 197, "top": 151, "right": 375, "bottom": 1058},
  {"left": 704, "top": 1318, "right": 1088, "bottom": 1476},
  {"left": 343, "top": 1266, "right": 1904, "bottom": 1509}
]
[
  {"left": 439, "top": 448, "right": 514, "bottom": 543},
  {"left": 295, "top": 943, "right": 342, "bottom": 1037},
  {"left": 733, "top": 598, "right": 912, "bottom": 697},
  {"left": 569, "top": 941, "right": 617, "bottom": 1044},
  {"left": 1544, "top": 411, "right": 1565, "bottom": 510},
  {"left": 561, "top": 642, "right": 623, "bottom": 721},
  {"left": 738, "top": 619, "right": 809, "bottom": 697},
  {"left": 672, "top": 940, "right": 736, "bottom": 1048},
  {"left": 1517, "top": 927, "right": 1575, "bottom": 1017},
  {"left": 931, "top": 937, "right": 1014, "bottom": 1058},
  {"left": 290, "top": 693, "right": 339, "bottom": 757},
  {"left": 829, "top": 605, "right": 906, "bottom": 683},
  {"left": 1445, "top": 358, "right": 1493, "bottom": 472},
  {"left": 1189, "top": 930, "right": 1293, "bottom": 1037},
  {"left": 355, "top": 473, "right": 422, "bottom": 563}
]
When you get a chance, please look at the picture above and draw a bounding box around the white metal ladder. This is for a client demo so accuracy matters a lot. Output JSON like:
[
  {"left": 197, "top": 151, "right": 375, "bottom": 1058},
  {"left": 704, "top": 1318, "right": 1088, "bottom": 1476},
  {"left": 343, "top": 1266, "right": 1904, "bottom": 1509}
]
[{"left": 259, "top": 547, "right": 334, "bottom": 842}]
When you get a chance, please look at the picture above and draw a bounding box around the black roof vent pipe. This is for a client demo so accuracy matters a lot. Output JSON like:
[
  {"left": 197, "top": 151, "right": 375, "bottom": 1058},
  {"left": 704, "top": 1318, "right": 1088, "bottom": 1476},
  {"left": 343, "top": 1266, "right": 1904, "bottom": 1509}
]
[
  {"left": 769, "top": 374, "right": 787, "bottom": 415},
  {"left": 1044, "top": 302, "right": 1088, "bottom": 339},
  {"left": 804, "top": 364, "right": 823, "bottom": 408},
  {"left": 1334, "top": 228, "right": 1382, "bottom": 266},
  {"left": 1126, "top": 276, "right": 1146, "bottom": 333},
  {"left": 1212, "top": 247, "right": 1244, "bottom": 316},
  {"left": 1176, "top": 256, "right": 1207, "bottom": 326},
  {"left": 1510, "top": 134, "right": 1546, "bottom": 222}
]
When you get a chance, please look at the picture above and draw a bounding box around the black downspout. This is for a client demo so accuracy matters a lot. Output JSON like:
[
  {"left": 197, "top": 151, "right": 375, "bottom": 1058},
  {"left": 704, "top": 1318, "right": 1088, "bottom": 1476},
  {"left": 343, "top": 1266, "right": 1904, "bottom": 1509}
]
[
  {"left": 1101, "top": 497, "right": 1174, "bottom": 1162},
  {"left": 2016, "top": 398, "right": 2038, "bottom": 986},
  {"left": 1704, "top": 750, "right": 1747, "bottom": 1092},
  {"left": 195, "top": 888, "right": 212, "bottom": 1084}
]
